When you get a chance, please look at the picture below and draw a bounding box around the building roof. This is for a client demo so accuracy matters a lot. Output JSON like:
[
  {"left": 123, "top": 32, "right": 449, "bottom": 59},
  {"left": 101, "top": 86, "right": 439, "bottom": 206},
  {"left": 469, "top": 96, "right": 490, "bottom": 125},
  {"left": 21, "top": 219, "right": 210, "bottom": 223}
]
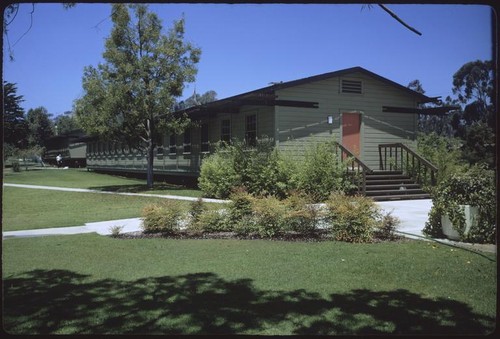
[{"left": 174, "top": 66, "right": 439, "bottom": 117}]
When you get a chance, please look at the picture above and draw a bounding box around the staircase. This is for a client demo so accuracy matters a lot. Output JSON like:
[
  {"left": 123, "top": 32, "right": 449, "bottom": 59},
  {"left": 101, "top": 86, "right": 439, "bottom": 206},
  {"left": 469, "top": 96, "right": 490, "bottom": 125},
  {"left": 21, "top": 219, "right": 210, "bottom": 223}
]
[
  {"left": 364, "top": 170, "right": 431, "bottom": 201},
  {"left": 334, "top": 142, "right": 436, "bottom": 201}
]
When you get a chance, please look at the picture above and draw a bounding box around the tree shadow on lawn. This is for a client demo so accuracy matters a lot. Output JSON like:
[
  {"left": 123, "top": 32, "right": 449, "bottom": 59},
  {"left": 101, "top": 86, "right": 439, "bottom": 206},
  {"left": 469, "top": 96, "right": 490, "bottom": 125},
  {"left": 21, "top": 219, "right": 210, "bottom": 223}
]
[{"left": 3, "top": 270, "right": 494, "bottom": 335}]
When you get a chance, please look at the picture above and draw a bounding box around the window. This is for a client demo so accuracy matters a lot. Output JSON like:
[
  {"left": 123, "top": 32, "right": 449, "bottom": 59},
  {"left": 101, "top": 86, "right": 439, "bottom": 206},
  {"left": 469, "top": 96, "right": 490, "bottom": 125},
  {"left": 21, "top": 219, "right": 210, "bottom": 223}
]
[
  {"left": 156, "top": 135, "right": 164, "bottom": 155},
  {"left": 245, "top": 114, "right": 257, "bottom": 147},
  {"left": 201, "top": 123, "right": 209, "bottom": 153},
  {"left": 169, "top": 133, "right": 177, "bottom": 154},
  {"left": 183, "top": 129, "right": 191, "bottom": 154},
  {"left": 221, "top": 119, "right": 231, "bottom": 144},
  {"left": 341, "top": 79, "right": 363, "bottom": 94}
]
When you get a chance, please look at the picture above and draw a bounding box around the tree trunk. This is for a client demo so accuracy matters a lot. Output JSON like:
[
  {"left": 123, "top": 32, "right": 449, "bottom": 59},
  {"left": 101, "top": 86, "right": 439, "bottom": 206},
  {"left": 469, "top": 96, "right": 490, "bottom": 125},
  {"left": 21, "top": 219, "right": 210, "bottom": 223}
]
[{"left": 146, "top": 139, "right": 155, "bottom": 189}]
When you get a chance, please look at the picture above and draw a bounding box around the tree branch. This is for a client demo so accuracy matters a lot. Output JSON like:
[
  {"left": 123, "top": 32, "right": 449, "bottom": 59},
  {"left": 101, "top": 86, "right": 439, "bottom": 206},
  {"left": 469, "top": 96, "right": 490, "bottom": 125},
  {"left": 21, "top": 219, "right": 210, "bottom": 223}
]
[
  {"left": 378, "top": 4, "right": 422, "bottom": 36},
  {"left": 12, "top": 3, "right": 36, "bottom": 47}
]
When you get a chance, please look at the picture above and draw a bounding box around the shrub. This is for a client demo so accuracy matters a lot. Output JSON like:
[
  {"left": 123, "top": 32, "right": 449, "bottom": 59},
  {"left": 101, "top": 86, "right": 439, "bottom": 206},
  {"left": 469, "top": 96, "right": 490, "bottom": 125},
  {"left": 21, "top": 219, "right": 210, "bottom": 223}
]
[
  {"left": 109, "top": 225, "right": 124, "bottom": 238},
  {"left": 325, "top": 193, "right": 381, "bottom": 243},
  {"left": 198, "top": 150, "right": 240, "bottom": 199},
  {"left": 251, "top": 196, "right": 288, "bottom": 238},
  {"left": 233, "top": 139, "right": 293, "bottom": 198},
  {"left": 416, "top": 132, "right": 467, "bottom": 186},
  {"left": 197, "top": 209, "right": 232, "bottom": 233},
  {"left": 374, "top": 212, "right": 401, "bottom": 241},
  {"left": 233, "top": 214, "right": 257, "bottom": 237},
  {"left": 423, "top": 164, "right": 496, "bottom": 243},
  {"left": 12, "top": 160, "right": 20, "bottom": 172},
  {"left": 199, "top": 139, "right": 294, "bottom": 199},
  {"left": 141, "top": 200, "right": 183, "bottom": 234},
  {"left": 283, "top": 191, "right": 319, "bottom": 234},
  {"left": 189, "top": 198, "right": 206, "bottom": 223},
  {"left": 292, "top": 141, "right": 355, "bottom": 202},
  {"left": 226, "top": 187, "right": 255, "bottom": 224}
]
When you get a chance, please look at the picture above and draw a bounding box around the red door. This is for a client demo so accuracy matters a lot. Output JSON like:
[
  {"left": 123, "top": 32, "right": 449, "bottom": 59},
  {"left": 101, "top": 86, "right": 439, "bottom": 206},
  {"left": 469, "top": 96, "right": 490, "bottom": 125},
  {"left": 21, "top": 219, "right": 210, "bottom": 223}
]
[{"left": 342, "top": 112, "right": 361, "bottom": 157}]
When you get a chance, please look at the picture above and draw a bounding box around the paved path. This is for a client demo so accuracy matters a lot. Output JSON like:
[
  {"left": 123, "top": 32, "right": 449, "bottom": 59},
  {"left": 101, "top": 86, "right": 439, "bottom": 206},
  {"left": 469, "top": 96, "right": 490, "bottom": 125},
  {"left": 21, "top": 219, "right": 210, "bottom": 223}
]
[{"left": 3, "top": 183, "right": 229, "bottom": 204}]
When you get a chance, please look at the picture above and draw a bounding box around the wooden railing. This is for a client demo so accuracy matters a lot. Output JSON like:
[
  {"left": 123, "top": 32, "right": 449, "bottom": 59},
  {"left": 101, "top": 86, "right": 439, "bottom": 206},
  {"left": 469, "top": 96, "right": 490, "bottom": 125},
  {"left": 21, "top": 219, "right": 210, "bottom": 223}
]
[
  {"left": 334, "top": 142, "right": 373, "bottom": 195},
  {"left": 378, "top": 143, "right": 438, "bottom": 187}
]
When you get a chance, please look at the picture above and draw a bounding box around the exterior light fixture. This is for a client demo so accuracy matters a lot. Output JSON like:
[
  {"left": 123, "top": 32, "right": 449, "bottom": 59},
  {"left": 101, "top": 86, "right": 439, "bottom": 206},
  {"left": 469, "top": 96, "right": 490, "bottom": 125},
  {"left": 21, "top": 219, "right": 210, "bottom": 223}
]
[{"left": 327, "top": 115, "right": 334, "bottom": 125}]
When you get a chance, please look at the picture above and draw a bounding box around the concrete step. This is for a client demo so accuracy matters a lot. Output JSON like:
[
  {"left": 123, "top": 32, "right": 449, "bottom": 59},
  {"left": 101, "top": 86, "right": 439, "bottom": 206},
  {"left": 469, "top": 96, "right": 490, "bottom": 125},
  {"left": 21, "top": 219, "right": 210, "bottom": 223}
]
[
  {"left": 366, "top": 183, "right": 421, "bottom": 191},
  {"left": 371, "top": 193, "right": 431, "bottom": 201},
  {"left": 366, "top": 188, "right": 427, "bottom": 196}
]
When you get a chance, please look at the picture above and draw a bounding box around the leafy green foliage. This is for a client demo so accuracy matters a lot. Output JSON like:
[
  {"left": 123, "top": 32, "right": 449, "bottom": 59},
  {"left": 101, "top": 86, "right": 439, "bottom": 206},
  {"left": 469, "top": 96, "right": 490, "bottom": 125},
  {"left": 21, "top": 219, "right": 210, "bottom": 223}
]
[
  {"left": 194, "top": 209, "right": 231, "bottom": 233},
  {"left": 251, "top": 196, "right": 288, "bottom": 238},
  {"left": 374, "top": 212, "right": 401, "bottom": 241},
  {"left": 199, "top": 139, "right": 354, "bottom": 202},
  {"left": 292, "top": 141, "right": 356, "bottom": 201},
  {"left": 232, "top": 139, "right": 293, "bottom": 198},
  {"left": 416, "top": 132, "right": 467, "bottom": 185},
  {"left": 282, "top": 191, "right": 319, "bottom": 234},
  {"left": 198, "top": 151, "right": 240, "bottom": 199},
  {"left": 11, "top": 160, "right": 21, "bottom": 172},
  {"left": 198, "top": 140, "right": 293, "bottom": 199},
  {"left": 141, "top": 200, "right": 183, "bottom": 234},
  {"left": 423, "top": 164, "right": 496, "bottom": 243},
  {"left": 54, "top": 112, "right": 81, "bottom": 134},
  {"left": 75, "top": 3, "right": 201, "bottom": 188},
  {"left": 109, "top": 225, "right": 124, "bottom": 238},
  {"left": 325, "top": 193, "right": 381, "bottom": 243},
  {"left": 3, "top": 82, "right": 28, "bottom": 149},
  {"left": 26, "top": 107, "right": 54, "bottom": 147}
]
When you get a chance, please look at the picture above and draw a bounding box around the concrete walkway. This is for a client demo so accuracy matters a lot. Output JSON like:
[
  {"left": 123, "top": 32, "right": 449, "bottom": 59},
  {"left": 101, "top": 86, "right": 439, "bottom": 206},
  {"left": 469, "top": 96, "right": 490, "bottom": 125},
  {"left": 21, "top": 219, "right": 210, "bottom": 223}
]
[{"left": 3, "top": 183, "right": 229, "bottom": 204}]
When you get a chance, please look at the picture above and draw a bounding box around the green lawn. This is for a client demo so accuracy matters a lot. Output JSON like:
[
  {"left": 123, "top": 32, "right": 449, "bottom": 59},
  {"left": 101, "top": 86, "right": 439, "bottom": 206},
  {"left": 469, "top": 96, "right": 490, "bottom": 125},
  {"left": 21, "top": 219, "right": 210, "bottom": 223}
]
[
  {"left": 2, "top": 169, "right": 206, "bottom": 231},
  {"left": 2, "top": 167, "right": 497, "bottom": 335},
  {"left": 2, "top": 234, "right": 496, "bottom": 335},
  {"left": 2, "top": 187, "right": 200, "bottom": 231},
  {"left": 3, "top": 168, "right": 203, "bottom": 197}
]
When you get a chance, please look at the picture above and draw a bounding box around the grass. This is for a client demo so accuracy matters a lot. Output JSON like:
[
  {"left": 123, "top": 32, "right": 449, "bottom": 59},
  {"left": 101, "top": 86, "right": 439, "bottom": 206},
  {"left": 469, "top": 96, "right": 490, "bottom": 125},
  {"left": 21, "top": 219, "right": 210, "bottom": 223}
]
[
  {"left": 2, "top": 168, "right": 207, "bottom": 231},
  {"left": 2, "top": 167, "right": 497, "bottom": 334},
  {"left": 2, "top": 234, "right": 496, "bottom": 335},
  {"left": 3, "top": 168, "right": 203, "bottom": 197},
  {"left": 1, "top": 187, "right": 206, "bottom": 231}
]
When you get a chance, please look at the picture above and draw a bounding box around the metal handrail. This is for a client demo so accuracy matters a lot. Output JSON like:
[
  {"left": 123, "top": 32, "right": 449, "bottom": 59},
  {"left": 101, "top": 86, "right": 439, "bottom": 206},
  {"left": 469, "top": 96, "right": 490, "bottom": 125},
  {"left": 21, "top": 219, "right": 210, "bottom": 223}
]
[
  {"left": 334, "top": 142, "right": 373, "bottom": 195},
  {"left": 378, "top": 143, "right": 437, "bottom": 186}
]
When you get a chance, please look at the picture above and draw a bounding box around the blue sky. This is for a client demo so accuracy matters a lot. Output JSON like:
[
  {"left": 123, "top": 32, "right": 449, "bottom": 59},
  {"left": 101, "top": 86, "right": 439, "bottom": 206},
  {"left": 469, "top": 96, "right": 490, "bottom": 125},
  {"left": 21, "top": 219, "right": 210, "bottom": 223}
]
[{"left": 2, "top": 3, "right": 493, "bottom": 117}]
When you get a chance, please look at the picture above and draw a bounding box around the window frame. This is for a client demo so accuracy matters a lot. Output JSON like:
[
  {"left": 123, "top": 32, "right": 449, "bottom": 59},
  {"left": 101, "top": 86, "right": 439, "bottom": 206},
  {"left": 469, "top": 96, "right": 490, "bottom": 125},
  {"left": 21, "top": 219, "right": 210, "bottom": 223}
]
[
  {"left": 201, "top": 123, "right": 210, "bottom": 153},
  {"left": 169, "top": 133, "right": 177, "bottom": 155},
  {"left": 220, "top": 118, "right": 231, "bottom": 145},
  {"left": 245, "top": 114, "right": 257, "bottom": 147},
  {"left": 183, "top": 129, "right": 192, "bottom": 154}
]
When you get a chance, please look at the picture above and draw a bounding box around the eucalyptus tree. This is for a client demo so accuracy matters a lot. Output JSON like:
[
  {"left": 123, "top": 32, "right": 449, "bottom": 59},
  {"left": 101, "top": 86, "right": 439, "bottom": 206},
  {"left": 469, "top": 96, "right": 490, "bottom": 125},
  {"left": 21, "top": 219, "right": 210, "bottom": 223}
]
[{"left": 75, "top": 4, "right": 201, "bottom": 188}]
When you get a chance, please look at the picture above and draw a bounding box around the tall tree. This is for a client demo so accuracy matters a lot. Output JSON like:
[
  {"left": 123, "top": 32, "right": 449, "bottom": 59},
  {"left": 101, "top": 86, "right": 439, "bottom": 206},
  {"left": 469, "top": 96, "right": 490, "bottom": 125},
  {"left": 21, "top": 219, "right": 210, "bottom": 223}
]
[
  {"left": 75, "top": 4, "right": 201, "bottom": 188},
  {"left": 451, "top": 60, "right": 495, "bottom": 168},
  {"left": 54, "top": 111, "right": 81, "bottom": 135},
  {"left": 3, "top": 81, "right": 28, "bottom": 150},
  {"left": 175, "top": 89, "right": 217, "bottom": 110},
  {"left": 26, "top": 106, "right": 54, "bottom": 147},
  {"left": 452, "top": 60, "right": 494, "bottom": 130}
]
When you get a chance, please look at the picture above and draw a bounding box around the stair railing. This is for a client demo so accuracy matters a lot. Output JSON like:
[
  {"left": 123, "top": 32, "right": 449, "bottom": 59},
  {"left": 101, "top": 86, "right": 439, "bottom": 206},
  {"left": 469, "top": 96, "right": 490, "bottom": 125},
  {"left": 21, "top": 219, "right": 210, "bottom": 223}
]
[
  {"left": 378, "top": 143, "right": 438, "bottom": 187},
  {"left": 334, "top": 142, "right": 373, "bottom": 195}
]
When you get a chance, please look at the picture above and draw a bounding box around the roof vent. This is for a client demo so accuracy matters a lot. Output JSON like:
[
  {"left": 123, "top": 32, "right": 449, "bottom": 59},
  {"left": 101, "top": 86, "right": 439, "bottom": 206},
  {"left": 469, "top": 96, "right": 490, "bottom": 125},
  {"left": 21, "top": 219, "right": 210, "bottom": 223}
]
[{"left": 341, "top": 79, "right": 362, "bottom": 94}]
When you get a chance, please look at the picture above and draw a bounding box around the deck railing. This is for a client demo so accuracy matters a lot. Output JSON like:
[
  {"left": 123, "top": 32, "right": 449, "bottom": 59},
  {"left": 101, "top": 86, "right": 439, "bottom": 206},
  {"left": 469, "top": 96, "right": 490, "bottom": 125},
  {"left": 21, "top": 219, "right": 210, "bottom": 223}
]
[
  {"left": 378, "top": 143, "right": 437, "bottom": 187},
  {"left": 334, "top": 142, "right": 373, "bottom": 195}
]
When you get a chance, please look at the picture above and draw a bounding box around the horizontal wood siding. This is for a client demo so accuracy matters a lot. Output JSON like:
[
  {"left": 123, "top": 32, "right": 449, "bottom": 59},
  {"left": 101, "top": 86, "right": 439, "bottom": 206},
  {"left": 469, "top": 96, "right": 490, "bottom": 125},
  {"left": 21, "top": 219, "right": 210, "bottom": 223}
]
[
  {"left": 276, "top": 71, "right": 418, "bottom": 168},
  {"left": 87, "top": 106, "right": 275, "bottom": 175}
]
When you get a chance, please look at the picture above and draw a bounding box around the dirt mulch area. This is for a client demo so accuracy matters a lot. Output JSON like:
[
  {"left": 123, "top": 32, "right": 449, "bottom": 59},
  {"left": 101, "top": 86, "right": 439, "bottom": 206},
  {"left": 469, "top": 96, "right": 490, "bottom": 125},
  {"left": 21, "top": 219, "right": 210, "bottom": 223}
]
[{"left": 113, "top": 229, "right": 409, "bottom": 243}]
